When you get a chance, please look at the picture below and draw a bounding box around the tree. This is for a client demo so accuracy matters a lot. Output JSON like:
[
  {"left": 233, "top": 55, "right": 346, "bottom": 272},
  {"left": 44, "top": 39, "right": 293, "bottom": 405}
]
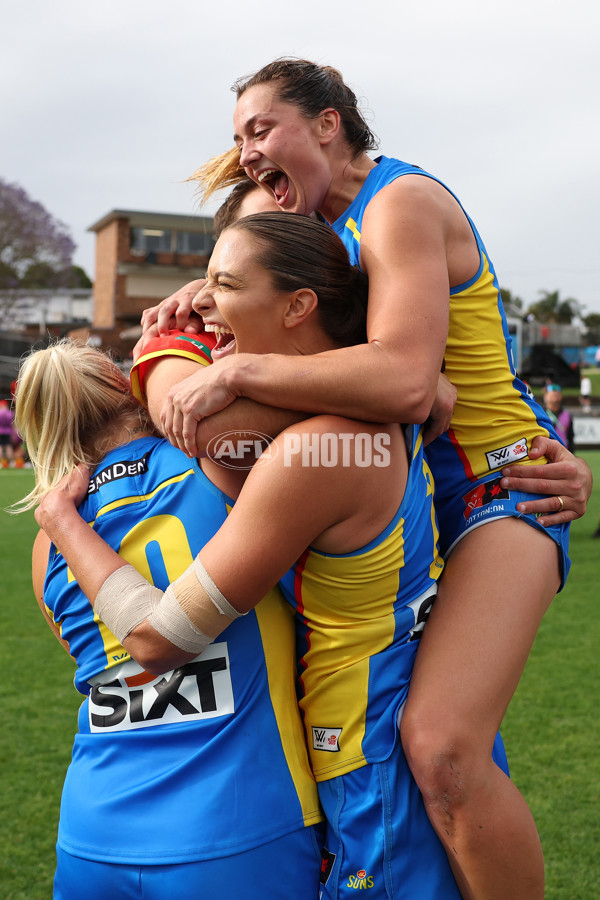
[
  {"left": 67, "top": 265, "right": 93, "bottom": 289},
  {"left": 582, "top": 312, "right": 600, "bottom": 344},
  {"left": 500, "top": 287, "right": 524, "bottom": 318},
  {"left": 0, "top": 178, "right": 75, "bottom": 286},
  {"left": 0, "top": 177, "right": 79, "bottom": 329},
  {"left": 525, "top": 289, "right": 582, "bottom": 324}
]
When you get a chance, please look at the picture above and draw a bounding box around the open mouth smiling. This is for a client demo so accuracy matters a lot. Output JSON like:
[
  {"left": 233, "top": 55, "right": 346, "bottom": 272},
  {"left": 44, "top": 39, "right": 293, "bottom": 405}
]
[
  {"left": 203, "top": 322, "right": 236, "bottom": 358},
  {"left": 257, "top": 168, "right": 289, "bottom": 203}
]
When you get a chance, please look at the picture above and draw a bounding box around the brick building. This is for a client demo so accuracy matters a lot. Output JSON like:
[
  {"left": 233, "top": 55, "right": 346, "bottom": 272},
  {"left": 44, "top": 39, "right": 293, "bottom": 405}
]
[{"left": 87, "top": 209, "right": 215, "bottom": 360}]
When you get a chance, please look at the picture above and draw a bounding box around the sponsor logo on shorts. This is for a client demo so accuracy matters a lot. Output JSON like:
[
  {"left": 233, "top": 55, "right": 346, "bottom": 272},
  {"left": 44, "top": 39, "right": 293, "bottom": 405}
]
[
  {"left": 485, "top": 437, "right": 528, "bottom": 470},
  {"left": 463, "top": 477, "right": 510, "bottom": 521},
  {"left": 347, "top": 869, "right": 375, "bottom": 890},
  {"left": 312, "top": 726, "right": 342, "bottom": 752},
  {"left": 320, "top": 849, "right": 336, "bottom": 886}
]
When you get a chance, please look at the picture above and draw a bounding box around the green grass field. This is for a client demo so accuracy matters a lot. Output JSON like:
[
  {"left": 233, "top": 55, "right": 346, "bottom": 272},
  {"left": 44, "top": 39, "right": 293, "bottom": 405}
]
[{"left": 1, "top": 459, "right": 598, "bottom": 899}]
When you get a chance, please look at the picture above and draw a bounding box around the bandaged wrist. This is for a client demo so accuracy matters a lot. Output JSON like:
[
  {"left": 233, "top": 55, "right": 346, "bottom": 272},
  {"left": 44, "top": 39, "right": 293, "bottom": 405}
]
[
  {"left": 193, "top": 557, "right": 242, "bottom": 619},
  {"left": 94, "top": 565, "right": 163, "bottom": 644},
  {"left": 148, "top": 557, "right": 245, "bottom": 655}
]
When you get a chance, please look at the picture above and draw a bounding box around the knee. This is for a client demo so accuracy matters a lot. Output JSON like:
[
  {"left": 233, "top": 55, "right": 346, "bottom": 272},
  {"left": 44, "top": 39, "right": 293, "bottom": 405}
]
[{"left": 400, "top": 706, "right": 478, "bottom": 808}]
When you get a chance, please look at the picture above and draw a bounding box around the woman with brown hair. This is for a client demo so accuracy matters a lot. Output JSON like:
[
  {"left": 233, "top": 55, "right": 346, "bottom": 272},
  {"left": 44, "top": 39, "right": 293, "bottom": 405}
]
[{"left": 142, "top": 60, "right": 591, "bottom": 899}]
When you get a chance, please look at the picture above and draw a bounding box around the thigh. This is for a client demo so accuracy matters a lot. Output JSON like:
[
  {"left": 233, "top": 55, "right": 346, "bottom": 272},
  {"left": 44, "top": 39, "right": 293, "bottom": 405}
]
[
  {"left": 318, "top": 756, "right": 461, "bottom": 900},
  {"left": 407, "top": 517, "right": 561, "bottom": 745},
  {"left": 435, "top": 471, "right": 571, "bottom": 589}
]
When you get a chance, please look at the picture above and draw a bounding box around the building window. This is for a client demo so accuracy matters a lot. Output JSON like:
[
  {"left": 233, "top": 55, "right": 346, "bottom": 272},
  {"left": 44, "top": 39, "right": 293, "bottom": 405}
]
[
  {"left": 130, "top": 228, "right": 173, "bottom": 255},
  {"left": 176, "top": 231, "right": 214, "bottom": 255}
]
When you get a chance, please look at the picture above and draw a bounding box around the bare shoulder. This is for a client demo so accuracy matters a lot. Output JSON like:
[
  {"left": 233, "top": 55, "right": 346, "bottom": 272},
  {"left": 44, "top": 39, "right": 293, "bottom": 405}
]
[
  {"left": 364, "top": 173, "right": 461, "bottom": 232},
  {"left": 362, "top": 172, "right": 478, "bottom": 286}
]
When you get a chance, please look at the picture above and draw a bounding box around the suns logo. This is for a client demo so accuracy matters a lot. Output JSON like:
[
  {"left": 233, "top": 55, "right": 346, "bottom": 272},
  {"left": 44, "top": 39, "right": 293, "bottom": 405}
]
[{"left": 346, "top": 869, "right": 374, "bottom": 889}]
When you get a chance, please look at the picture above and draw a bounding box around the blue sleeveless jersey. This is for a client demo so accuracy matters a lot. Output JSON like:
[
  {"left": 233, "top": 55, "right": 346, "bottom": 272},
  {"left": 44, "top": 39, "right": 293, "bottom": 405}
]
[
  {"left": 331, "top": 156, "right": 566, "bottom": 551},
  {"left": 279, "top": 425, "right": 444, "bottom": 780},
  {"left": 42, "top": 436, "right": 321, "bottom": 864}
]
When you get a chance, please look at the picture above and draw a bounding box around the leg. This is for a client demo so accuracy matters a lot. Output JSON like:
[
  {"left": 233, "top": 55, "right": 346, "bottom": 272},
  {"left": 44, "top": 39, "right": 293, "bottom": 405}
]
[
  {"left": 318, "top": 761, "right": 462, "bottom": 900},
  {"left": 401, "top": 518, "right": 560, "bottom": 900}
]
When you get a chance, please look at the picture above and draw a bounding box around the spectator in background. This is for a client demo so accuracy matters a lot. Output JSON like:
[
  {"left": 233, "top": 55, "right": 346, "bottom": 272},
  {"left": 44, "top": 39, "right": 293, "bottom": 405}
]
[
  {"left": 544, "top": 385, "right": 575, "bottom": 453},
  {"left": 0, "top": 399, "right": 16, "bottom": 467},
  {"left": 579, "top": 375, "right": 592, "bottom": 413}
]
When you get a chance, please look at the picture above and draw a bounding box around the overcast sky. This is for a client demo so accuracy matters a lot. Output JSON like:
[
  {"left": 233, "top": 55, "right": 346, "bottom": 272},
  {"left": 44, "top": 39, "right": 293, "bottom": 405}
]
[{"left": 2, "top": 0, "right": 599, "bottom": 313}]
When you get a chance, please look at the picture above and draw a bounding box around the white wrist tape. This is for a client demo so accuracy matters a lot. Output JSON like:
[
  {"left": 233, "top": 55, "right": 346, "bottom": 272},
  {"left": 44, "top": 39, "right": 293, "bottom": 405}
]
[
  {"left": 148, "top": 557, "right": 245, "bottom": 655},
  {"left": 94, "top": 565, "right": 163, "bottom": 644},
  {"left": 193, "top": 557, "right": 242, "bottom": 619},
  {"left": 94, "top": 559, "right": 244, "bottom": 657},
  {"left": 148, "top": 586, "right": 213, "bottom": 655}
]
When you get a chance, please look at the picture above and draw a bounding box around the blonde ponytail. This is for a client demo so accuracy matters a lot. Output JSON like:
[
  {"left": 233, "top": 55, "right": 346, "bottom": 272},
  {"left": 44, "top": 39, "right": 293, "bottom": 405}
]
[{"left": 12, "top": 340, "right": 152, "bottom": 511}]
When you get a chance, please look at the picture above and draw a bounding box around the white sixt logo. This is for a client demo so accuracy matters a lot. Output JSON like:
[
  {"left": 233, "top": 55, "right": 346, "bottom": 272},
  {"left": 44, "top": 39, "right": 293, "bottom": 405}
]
[{"left": 88, "top": 643, "right": 234, "bottom": 732}]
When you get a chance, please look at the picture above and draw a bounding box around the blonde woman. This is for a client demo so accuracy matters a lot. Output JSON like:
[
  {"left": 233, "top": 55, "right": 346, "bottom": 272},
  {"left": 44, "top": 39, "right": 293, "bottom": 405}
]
[{"left": 14, "top": 339, "right": 322, "bottom": 900}]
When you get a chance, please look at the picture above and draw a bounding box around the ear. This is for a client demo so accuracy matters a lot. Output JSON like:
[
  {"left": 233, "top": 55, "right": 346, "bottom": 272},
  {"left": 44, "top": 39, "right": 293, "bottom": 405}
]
[
  {"left": 317, "top": 108, "right": 341, "bottom": 146},
  {"left": 283, "top": 289, "right": 319, "bottom": 329}
]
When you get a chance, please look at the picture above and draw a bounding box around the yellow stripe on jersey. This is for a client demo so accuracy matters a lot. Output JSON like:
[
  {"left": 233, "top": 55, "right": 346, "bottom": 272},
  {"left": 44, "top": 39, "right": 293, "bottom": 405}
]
[
  {"left": 344, "top": 217, "right": 361, "bottom": 242},
  {"left": 254, "top": 590, "right": 323, "bottom": 825},
  {"left": 298, "top": 520, "right": 406, "bottom": 780},
  {"left": 412, "top": 425, "right": 442, "bottom": 579},
  {"left": 422, "top": 456, "right": 443, "bottom": 581},
  {"left": 412, "top": 425, "right": 423, "bottom": 460},
  {"left": 446, "top": 253, "right": 551, "bottom": 477},
  {"left": 90, "top": 469, "right": 196, "bottom": 520}
]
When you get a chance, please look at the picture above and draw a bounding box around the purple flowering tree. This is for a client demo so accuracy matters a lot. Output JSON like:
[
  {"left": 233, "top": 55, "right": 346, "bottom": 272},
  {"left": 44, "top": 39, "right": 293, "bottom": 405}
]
[{"left": 0, "top": 178, "right": 76, "bottom": 327}]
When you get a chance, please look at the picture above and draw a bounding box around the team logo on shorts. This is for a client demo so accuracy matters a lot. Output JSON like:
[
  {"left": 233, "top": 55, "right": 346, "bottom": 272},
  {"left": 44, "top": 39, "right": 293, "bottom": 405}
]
[
  {"left": 463, "top": 477, "right": 510, "bottom": 520},
  {"left": 312, "top": 726, "right": 342, "bottom": 752},
  {"left": 346, "top": 869, "right": 375, "bottom": 889},
  {"left": 485, "top": 437, "right": 528, "bottom": 470}
]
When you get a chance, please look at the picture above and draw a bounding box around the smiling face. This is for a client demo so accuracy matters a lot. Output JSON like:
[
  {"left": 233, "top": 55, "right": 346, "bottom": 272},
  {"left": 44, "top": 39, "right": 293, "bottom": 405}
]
[
  {"left": 233, "top": 84, "right": 331, "bottom": 216},
  {"left": 193, "top": 228, "right": 290, "bottom": 360}
]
